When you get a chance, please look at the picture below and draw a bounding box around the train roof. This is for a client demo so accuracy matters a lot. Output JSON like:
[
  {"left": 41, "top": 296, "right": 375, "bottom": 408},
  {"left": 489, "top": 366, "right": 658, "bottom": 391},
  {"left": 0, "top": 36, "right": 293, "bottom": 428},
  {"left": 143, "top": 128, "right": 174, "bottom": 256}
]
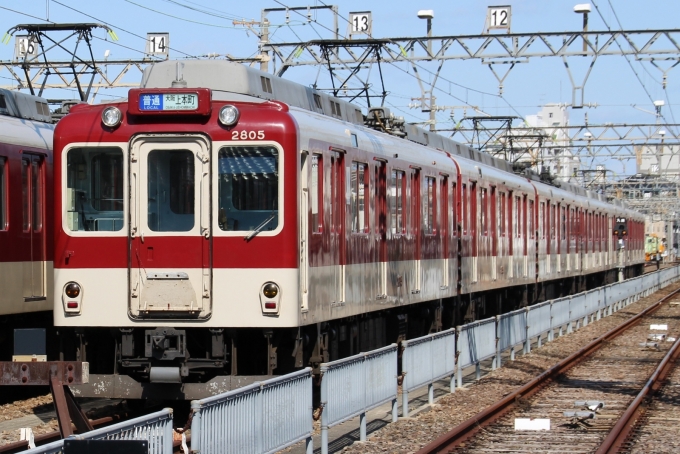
[
  {"left": 139, "top": 60, "right": 634, "bottom": 213},
  {"left": 0, "top": 89, "right": 52, "bottom": 123}
]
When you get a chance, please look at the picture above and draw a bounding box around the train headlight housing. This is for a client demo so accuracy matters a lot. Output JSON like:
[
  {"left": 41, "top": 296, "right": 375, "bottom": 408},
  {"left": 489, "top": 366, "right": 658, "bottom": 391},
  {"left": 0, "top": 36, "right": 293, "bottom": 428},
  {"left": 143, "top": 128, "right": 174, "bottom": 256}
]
[
  {"left": 218, "top": 105, "right": 240, "bottom": 126},
  {"left": 65, "top": 282, "right": 81, "bottom": 298},
  {"left": 262, "top": 282, "right": 279, "bottom": 298},
  {"left": 260, "top": 282, "right": 281, "bottom": 315},
  {"left": 63, "top": 282, "right": 83, "bottom": 315},
  {"left": 101, "top": 106, "right": 123, "bottom": 128}
]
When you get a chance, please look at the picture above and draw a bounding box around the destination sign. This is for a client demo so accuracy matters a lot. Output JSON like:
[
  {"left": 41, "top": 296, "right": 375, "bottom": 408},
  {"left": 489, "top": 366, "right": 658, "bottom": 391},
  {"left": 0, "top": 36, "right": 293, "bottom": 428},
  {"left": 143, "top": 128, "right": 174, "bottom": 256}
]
[{"left": 139, "top": 93, "right": 198, "bottom": 111}]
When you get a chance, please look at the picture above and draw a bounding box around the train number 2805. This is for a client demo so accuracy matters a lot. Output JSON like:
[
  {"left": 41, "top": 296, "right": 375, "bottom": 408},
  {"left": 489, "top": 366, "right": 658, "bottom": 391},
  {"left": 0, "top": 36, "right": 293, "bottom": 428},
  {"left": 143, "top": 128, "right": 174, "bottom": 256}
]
[{"left": 231, "top": 130, "right": 265, "bottom": 140}]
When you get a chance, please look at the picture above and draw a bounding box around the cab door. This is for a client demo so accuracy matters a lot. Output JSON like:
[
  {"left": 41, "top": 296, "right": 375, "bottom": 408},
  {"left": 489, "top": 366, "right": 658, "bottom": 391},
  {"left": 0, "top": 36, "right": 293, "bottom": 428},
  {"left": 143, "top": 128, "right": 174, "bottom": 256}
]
[{"left": 129, "top": 135, "right": 211, "bottom": 319}]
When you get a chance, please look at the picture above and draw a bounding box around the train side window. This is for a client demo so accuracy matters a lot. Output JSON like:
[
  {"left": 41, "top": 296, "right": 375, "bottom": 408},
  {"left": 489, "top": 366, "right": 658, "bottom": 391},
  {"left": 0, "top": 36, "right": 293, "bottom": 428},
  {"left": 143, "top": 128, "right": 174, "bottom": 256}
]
[
  {"left": 440, "top": 176, "right": 448, "bottom": 238},
  {"left": 350, "top": 161, "right": 369, "bottom": 233},
  {"left": 0, "top": 158, "right": 6, "bottom": 230},
  {"left": 514, "top": 195, "right": 521, "bottom": 238},
  {"left": 310, "top": 154, "right": 323, "bottom": 233},
  {"left": 411, "top": 170, "right": 421, "bottom": 236},
  {"left": 480, "top": 187, "right": 487, "bottom": 236},
  {"left": 31, "top": 159, "right": 43, "bottom": 232},
  {"left": 22, "top": 159, "right": 31, "bottom": 232},
  {"left": 508, "top": 191, "right": 513, "bottom": 255},
  {"left": 539, "top": 201, "right": 546, "bottom": 239},
  {"left": 461, "top": 184, "right": 467, "bottom": 235},
  {"left": 390, "top": 170, "right": 406, "bottom": 235},
  {"left": 528, "top": 199, "right": 534, "bottom": 239},
  {"left": 499, "top": 192, "right": 506, "bottom": 236},
  {"left": 451, "top": 182, "right": 457, "bottom": 236},
  {"left": 218, "top": 146, "right": 279, "bottom": 232},
  {"left": 425, "top": 176, "right": 436, "bottom": 234}
]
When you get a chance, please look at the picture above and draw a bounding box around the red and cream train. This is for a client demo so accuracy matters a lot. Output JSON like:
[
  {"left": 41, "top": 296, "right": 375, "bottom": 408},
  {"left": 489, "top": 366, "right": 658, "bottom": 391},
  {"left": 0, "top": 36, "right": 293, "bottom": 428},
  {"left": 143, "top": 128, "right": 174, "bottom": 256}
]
[
  {"left": 49, "top": 61, "right": 644, "bottom": 398},
  {"left": 0, "top": 89, "right": 54, "bottom": 355}
]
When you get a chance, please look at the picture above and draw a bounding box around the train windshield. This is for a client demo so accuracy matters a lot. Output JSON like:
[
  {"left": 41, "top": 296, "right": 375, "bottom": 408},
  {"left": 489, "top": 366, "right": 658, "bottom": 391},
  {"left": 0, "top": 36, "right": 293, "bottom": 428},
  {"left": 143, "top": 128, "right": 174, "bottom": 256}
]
[
  {"left": 217, "top": 145, "right": 279, "bottom": 232},
  {"left": 66, "top": 147, "right": 124, "bottom": 231}
]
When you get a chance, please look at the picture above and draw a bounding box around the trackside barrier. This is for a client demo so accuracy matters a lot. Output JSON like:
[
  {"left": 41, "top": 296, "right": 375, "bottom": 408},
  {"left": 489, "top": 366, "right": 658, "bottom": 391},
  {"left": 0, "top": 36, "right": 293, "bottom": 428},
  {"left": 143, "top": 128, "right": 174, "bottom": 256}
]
[
  {"left": 551, "top": 296, "right": 571, "bottom": 335},
  {"left": 456, "top": 317, "right": 497, "bottom": 387},
  {"left": 497, "top": 309, "right": 526, "bottom": 365},
  {"left": 319, "top": 345, "right": 398, "bottom": 454},
  {"left": 527, "top": 300, "right": 552, "bottom": 345},
  {"left": 22, "top": 409, "right": 174, "bottom": 454},
  {"left": 401, "top": 329, "right": 456, "bottom": 417},
  {"left": 190, "top": 368, "right": 313, "bottom": 454},
  {"left": 570, "top": 293, "right": 587, "bottom": 330}
]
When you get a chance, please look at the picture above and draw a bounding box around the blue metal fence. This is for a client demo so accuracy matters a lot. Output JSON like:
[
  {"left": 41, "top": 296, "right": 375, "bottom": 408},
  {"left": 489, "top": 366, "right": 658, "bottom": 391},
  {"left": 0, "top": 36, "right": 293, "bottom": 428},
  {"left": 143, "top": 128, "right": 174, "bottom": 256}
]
[{"left": 190, "top": 369, "right": 313, "bottom": 454}]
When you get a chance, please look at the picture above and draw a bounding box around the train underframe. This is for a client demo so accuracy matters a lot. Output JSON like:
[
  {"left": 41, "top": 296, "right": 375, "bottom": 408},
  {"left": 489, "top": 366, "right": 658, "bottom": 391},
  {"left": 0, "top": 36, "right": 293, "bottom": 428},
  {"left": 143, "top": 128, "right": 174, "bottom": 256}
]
[{"left": 59, "top": 264, "right": 643, "bottom": 399}]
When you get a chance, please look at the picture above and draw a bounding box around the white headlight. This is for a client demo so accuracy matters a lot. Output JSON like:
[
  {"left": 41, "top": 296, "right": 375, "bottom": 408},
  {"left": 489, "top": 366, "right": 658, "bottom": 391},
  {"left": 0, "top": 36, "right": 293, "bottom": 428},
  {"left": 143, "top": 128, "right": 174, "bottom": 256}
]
[
  {"left": 218, "top": 105, "right": 240, "bottom": 126},
  {"left": 101, "top": 106, "right": 122, "bottom": 128}
]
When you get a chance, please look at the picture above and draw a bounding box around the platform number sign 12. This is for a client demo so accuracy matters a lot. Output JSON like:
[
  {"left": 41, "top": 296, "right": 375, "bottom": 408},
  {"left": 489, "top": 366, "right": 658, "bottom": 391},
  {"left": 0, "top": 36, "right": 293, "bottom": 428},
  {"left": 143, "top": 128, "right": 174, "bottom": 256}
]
[
  {"left": 145, "top": 33, "right": 170, "bottom": 57},
  {"left": 486, "top": 6, "right": 511, "bottom": 32},
  {"left": 13, "top": 35, "right": 38, "bottom": 61},
  {"left": 349, "top": 11, "right": 372, "bottom": 37}
]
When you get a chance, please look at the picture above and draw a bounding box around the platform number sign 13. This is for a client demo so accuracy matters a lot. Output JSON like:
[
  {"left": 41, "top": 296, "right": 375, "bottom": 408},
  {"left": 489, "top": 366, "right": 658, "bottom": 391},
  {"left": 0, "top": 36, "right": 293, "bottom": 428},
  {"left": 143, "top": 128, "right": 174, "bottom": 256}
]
[
  {"left": 349, "top": 12, "right": 372, "bottom": 37},
  {"left": 145, "top": 33, "right": 170, "bottom": 57},
  {"left": 13, "top": 35, "right": 38, "bottom": 61},
  {"left": 486, "top": 6, "right": 511, "bottom": 33}
]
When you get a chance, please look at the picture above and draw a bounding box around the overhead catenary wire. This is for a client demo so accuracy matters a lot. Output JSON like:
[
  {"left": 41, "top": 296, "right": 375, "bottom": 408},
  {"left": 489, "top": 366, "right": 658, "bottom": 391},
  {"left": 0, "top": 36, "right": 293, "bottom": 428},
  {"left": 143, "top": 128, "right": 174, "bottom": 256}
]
[
  {"left": 51, "top": 0, "right": 197, "bottom": 58},
  {"left": 592, "top": 0, "right": 677, "bottom": 135}
]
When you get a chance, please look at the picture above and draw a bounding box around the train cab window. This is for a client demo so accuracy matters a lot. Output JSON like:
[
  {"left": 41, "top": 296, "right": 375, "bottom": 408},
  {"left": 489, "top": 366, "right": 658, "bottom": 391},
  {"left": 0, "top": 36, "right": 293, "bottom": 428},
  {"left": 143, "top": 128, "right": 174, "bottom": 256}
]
[
  {"left": 425, "top": 176, "right": 436, "bottom": 234},
  {"left": 218, "top": 146, "right": 279, "bottom": 232},
  {"left": 66, "top": 147, "right": 124, "bottom": 232},
  {"left": 148, "top": 150, "right": 195, "bottom": 232},
  {"left": 350, "top": 161, "right": 369, "bottom": 233},
  {"left": 0, "top": 158, "right": 6, "bottom": 230},
  {"left": 390, "top": 170, "right": 405, "bottom": 235},
  {"left": 310, "top": 154, "right": 323, "bottom": 233}
]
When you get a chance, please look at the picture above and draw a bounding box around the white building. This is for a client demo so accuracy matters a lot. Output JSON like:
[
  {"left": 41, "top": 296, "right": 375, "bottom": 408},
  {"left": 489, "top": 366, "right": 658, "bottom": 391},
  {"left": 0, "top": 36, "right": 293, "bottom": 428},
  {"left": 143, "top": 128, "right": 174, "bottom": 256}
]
[{"left": 521, "top": 104, "right": 580, "bottom": 183}]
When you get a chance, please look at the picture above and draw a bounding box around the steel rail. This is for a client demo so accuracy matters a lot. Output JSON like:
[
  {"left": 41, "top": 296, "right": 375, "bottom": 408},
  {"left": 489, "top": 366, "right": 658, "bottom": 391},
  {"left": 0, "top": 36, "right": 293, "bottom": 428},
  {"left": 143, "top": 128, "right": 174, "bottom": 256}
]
[
  {"left": 416, "top": 286, "right": 680, "bottom": 454},
  {"left": 596, "top": 328, "right": 680, "bottom": 453}
]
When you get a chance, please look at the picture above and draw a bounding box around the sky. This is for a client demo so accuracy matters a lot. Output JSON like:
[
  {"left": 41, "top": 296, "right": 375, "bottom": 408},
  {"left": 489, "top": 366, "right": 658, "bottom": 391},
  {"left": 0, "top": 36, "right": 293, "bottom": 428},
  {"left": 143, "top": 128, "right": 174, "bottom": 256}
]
[{"left": 1, "top": 0, "right": 680, "bottom": 175}]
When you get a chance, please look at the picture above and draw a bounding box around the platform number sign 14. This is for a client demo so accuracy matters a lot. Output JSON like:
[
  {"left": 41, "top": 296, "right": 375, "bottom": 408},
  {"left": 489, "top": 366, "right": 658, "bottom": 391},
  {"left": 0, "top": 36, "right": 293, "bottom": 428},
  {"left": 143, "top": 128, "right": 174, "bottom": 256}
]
[
  {"left": 349, "top": 12, "right": 372, "bottom": 37},
  {"left": 146, "top": 33, "right": 170, "bottom": 57},
  {"left": 486, "top": 6, "right": 511, "bottom": 32}
]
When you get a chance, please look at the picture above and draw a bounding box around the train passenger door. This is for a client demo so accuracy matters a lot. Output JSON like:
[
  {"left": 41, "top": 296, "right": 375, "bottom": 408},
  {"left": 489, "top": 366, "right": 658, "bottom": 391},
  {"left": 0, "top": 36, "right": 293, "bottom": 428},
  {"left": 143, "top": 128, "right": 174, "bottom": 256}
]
[
  {"left": 376, "top": 161, "right": 387, "bottom": 298},
  {"left": 21, "top": 155, "right": 46, "bottom": 300},
  {"left": 412, "top": 169, "right": 421, "bottom": 292},
  {"left": 330, "top": 150, "right": 345, "bottom": 303},
  {"left": 128, "top": 136, "right": 212, "bottom": 318}
]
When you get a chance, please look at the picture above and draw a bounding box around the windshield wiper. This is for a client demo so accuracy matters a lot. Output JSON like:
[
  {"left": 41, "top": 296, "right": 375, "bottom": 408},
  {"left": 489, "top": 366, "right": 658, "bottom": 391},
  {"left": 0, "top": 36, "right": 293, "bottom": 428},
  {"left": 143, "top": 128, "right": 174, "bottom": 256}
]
[{"left": 244, "top": 212, "right": 277, "bottom": 241}]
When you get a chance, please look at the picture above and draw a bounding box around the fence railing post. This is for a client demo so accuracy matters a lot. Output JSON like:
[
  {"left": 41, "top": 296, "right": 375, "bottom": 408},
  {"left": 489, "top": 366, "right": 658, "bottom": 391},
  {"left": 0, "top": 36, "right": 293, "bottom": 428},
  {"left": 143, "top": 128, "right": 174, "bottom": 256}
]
[
  {"left": 523, "top": 307, "right": 531, "bottom": 355},
  {"left": 495, "top": 315, "right": 501, "bottom": 368}
]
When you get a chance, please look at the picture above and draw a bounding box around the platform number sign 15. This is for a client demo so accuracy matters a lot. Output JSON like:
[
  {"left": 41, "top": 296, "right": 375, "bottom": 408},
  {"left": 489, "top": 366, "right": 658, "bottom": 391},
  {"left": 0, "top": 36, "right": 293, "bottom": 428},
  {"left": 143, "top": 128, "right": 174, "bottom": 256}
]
[
  {"left": 145, "top": 33, "right": 170, "bottom": 57},
  {"left": 13, "top": 35, "right": 38, "bottom": 61},
  {"left": 349, "top": 11, "right": 372, "bottom": 37},
  {"left": 486, "top": 6, "right": 511, "bottom": 32}
]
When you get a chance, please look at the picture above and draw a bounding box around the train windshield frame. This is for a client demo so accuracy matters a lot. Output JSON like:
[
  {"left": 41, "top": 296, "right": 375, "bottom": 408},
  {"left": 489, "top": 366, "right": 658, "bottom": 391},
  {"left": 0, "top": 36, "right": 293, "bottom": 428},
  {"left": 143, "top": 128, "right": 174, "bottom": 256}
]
[{"left": 64, "top": 146, "right": 126, "bottom": 233}]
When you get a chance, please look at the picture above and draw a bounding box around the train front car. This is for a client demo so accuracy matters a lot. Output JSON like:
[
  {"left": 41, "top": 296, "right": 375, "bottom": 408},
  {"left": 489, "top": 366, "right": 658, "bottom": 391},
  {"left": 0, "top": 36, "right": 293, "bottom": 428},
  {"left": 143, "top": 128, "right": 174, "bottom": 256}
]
[{"left": 54, "top": 62, "right": 300, "bottom": 398}]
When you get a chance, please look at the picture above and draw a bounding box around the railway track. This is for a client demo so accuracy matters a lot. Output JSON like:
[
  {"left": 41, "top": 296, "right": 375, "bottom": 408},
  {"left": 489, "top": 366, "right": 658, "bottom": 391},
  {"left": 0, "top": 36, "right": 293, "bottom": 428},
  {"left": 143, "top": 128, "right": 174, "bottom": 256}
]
[{"left": 417, "top": 287, "right": 680, "bottom": 454}]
